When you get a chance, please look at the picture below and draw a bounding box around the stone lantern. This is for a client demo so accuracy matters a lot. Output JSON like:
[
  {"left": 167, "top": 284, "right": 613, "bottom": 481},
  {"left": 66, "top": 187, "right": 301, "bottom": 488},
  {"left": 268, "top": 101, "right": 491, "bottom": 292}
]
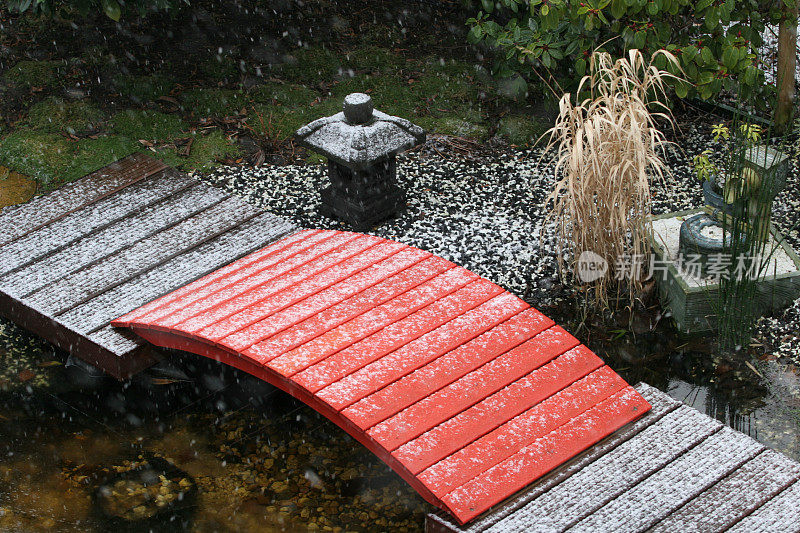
[{"left": 295, "top": 93, "right": 425, "bottom": 229}]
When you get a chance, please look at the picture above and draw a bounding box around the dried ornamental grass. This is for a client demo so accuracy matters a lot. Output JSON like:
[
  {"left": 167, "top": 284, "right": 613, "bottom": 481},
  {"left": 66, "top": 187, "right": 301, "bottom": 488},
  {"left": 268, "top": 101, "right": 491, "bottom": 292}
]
[{"left": 544, "top": 49, "right": 680, "bottom": 312}]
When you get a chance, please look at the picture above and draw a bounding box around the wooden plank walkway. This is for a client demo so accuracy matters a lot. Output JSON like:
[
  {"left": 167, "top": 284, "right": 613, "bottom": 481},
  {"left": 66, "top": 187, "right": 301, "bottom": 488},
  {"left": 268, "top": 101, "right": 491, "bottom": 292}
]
[
  {"left": 0, "top": 153, "right": 297, "bottom": 378},
  {"left": 112, "top": 229, "right": 650, "bottom": 524},
  {"left": 425, "top": 383, "right": 800, "bottom": 532}
]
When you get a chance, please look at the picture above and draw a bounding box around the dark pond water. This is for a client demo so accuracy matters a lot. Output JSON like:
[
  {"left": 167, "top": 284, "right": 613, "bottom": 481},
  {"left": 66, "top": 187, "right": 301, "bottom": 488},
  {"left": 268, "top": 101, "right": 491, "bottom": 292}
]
[{"left": 1, "top": 313, "right": 798, "bottom": 532}]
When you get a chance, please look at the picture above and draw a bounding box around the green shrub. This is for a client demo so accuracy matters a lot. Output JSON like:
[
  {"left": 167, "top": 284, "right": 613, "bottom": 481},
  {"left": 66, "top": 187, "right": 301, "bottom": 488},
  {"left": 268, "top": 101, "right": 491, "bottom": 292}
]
[
  {"left": 26, "top": 97, "right": 104, "bottom": 134},
  {"left": 6, "top": 0, "right": 185, "bottom": 21},
  {"left": 110, "top": 109, "right": 187, "bottom": 141},
  {"left": 467, "top": 0, "right": 782, "bottom": 105},
  {"left": 3, "top": 60, "right": 67, "bottom": 89}
]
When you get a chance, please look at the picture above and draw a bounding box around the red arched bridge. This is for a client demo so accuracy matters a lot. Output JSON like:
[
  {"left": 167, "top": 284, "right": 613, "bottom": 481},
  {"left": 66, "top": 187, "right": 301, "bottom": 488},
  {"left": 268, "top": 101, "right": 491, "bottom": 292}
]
[{"left": 113, "top": 229, "right": 649, "bottom": 524}]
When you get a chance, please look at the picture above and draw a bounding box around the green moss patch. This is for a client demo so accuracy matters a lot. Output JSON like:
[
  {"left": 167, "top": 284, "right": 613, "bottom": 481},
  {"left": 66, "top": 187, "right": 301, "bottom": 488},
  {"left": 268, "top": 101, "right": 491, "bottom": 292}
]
[
  {"left": 181, "top": 88, "right": 248, "bottom": 118},
  {"left": 280, "top": 47, "right": 344, "bottom": 84},
  {"left": 152, "top": 130, "right": 240, "bottom": 172},
  {"left": 3, "top": 60, "right": 67, "bottom": 89},
  {"left": 417, "top": 115, "right": 489, "bottom": 140},
  {"left": 497, "top": 115, "right": 548, "bottom": 145},
  {"left": 249, "top": 82, "right": 317, "bottom": 108},
  {"left": 200, "top": 55, "right": 240, "bottom": 82},
  {"left": 343, "top": 46, "right": 404, "bottom": 72},
  {"left": 114, "top": 73, "right": 175, "bottom": 102},
  {"left": 110, "top": 110, "right": 187, "bottom": 142},
  {"left": 0, "top": 131, "right": 138, "bottom": 189},
  {"left": 26, "top": 97, "right": 104, "bottom": 134}
]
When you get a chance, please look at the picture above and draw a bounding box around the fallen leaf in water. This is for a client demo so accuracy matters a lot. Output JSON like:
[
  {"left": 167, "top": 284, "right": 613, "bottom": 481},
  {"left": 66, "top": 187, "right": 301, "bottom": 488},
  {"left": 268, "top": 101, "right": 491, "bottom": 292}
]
[
  {"left": 37, "top": 360, "right": 63, "bottom": 367},
  {"left": 17, "top": 369, "right": 35, "bottom": 382},
  {"left": 150, "top": 377, "right": 186, "bottom": 385}
]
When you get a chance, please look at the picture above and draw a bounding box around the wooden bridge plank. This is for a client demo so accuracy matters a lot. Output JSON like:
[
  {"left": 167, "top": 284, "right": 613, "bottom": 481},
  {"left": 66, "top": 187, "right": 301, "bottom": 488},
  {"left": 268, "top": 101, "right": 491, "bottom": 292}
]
[
  {"left": 342, "top": 308, "right": 554, "bottom": 431},
  {"left": 198, "top": 240, "right": 405, "bottom": 344},
  {"left": 417, "top": 366, "right": 627, "bottom": 498},
  {"left": 727, "top": 480, "right": 800, "bottom": 533},
  {"left": 650, "top": 449, "right": 800, "bottom": 533},
  {"left": 441, "top": 386, "right": 649, "bottom": 523},
  {"left": 56, "top": 211, "right": 295, "bottom": 334},
  {"left": 28, "top": 196, "right": 261, "bottom": 317},
  {"left": 0, "top": 153, "right": 165, "bottom": 247},
  {"left": 367, "top": 326, "right": 581, "bottom": 449},
  {"left": 0, "top": 170, "right": 195, "bottom": 276},
  {"left": 0, "top": 182, "right": 227, "bottom": 297},
  {"left": 219, "top": 248, "right": 430, "bottom": 351},
  {"left": 315, "top": 292, "right": 526, "bottom": 410},
  {"left": 295, "top": 280, "right": 505, "bottom": 395},
  {"left": 149, "top": 231, "right": 361, "bottom": 332},
  {"left": 264, "top": 266, "right": 476, "bottom": 376},
  {"left": 243, "top": 256, "right": 452, "bottom": 362},
  {"left": 481, "top": 403, "right": 723, "bottom": 533},
  {"left": 571, "top": 426, "right": 764, "bottom": 532},
  {"left": 393, "top": 343, "right": 599, "bottom": 474},
  {"left": 425, "top": 383, "right": 682, "bottom": 533},
  {"left": 113, "top": 229, "right": 321, "bottom": 326}
]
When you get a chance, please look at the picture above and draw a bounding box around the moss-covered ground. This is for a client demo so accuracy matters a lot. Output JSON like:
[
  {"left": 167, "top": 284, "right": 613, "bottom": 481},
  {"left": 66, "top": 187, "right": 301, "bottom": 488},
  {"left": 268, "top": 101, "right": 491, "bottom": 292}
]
[{"left": 0, "top": 0, "right": 554, "bottom": 191}]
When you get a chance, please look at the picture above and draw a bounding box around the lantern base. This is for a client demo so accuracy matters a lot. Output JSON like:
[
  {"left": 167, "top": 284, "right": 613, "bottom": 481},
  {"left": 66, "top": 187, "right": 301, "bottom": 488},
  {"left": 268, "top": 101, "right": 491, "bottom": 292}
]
[{"left": 319, "top": 184, "right": 406, "bottom": 230}]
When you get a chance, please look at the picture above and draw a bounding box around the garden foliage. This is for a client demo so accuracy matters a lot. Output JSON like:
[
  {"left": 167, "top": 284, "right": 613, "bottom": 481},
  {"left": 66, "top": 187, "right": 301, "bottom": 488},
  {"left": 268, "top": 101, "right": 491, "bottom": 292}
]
[
  {"left": 6, "top": 0, "right": 186, "bottom": 21},
  {"left": 467, "top": 0, "right": 790, "bottom": 105}
]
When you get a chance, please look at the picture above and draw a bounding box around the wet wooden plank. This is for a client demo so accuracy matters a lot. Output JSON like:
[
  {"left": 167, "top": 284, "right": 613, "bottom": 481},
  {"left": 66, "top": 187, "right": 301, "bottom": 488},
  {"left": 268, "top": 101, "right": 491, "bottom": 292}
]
[
  {"left": 113, "top": 229, "right": 326, "bottom": 326},
  {"left": 28, "top": 196, "right": 262, "bottom": 317},
  {"left": 243, "top": 256, "right": 453, "bottom": 362},
  {"left": 394, "top": 344, "right": 598, "bottom": 474},
  {"left": 218, "top": 247, "right": 430, "bottom": 350},
  {"left": 57, "top": 211, "right": 296, "bottom": 334},
  {"left": 365, "top": 325, "right": 578, "bottom": 445},
  {"left": 342, "top": 308, "right": 553, "bottom": 431},
  {"left": 0, "top": 170, "right": 195, "bottom": 277},
  {"left": 0, "top": 182, "right": 227, "bottom": 297},
  {"left": 0, "top": 153, "right": 166, "bottom": 247},
  {"left": 480, "top": 404, "right": 723, "bottom": 532},
  {"left": 425, "top": 383, "right": 681, "bottom": 533},
  {"left": 441, "top": 387, "right": 649, "bottom": 523},
  {"left": 651, "top": 449, "right": 800, "bottom": 532},
  {"left": 571, "top": 426, "right": 764, "bottom": 532},
  {"left": 417, "top": 366, "right": 628, "bottom": 498},
  {"left": 727, "top": 479, "right": 800, "bottom": 533},
  {"left": 265, "top": 266, "right": 476, "bottom": 376}
]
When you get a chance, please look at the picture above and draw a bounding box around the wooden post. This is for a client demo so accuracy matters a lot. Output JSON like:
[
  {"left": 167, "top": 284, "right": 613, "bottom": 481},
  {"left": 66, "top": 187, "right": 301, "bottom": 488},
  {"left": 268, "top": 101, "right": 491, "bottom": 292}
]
[{"left": 775, "top": 0, "right": 798, "bottom": 134}]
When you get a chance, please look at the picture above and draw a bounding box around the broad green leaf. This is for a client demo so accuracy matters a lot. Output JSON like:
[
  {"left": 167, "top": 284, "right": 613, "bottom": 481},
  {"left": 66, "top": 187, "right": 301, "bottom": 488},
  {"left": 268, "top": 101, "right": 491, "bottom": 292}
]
[{"left": 101, "top": 0, "right": 121, "bottom": 20}]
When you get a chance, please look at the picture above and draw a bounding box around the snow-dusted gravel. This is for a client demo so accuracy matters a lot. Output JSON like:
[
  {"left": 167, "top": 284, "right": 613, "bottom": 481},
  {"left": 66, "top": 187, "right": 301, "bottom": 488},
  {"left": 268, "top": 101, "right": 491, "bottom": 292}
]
[{"left": 201, "top": 121, "right": 800, "bottom": 362}]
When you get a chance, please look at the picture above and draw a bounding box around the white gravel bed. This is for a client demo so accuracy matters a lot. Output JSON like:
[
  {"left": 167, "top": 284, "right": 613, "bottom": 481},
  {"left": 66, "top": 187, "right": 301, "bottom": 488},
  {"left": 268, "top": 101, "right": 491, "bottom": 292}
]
[{"left": 200, "top": 124, "right": 800, "bottom": 362}]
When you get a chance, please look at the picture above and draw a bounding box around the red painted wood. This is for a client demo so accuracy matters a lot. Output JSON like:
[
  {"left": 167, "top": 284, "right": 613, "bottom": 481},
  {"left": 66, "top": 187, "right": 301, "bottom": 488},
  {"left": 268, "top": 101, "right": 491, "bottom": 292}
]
[
  {"left": 418, "top": 365, "right": 628, "bottom": 497},
  {"left": 342, "top": 308, "right": 554, "bottom": 431},
  {"left": 293, "top": 279, "right": 504, "bottom": 395},
  {"left": 366, "top": 325, "right": 579, "bottom": 450},
  {"left": 113, "top": 229, "right": 323, "bottom": 326},
  {"left": 113, "top": 232, "right": 651, "bottom": 526},
  {"left": 440, "top": 386, "right": 649, "bottom": 523},
  {"left": 265, "top": 266, "right": 477, "bottom": 377},
  {"left": 393, "top": 344, "right": 603, "bottom": 474},
  {"left": 243, "top": 256, "right": 453, "bottom": 363}
]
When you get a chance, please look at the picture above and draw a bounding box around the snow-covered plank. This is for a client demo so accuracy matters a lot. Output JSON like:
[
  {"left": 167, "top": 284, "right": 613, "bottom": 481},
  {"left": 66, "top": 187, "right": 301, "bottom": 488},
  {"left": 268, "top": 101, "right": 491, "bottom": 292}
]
[
  {"left": 88, "top": 324, "right": 145, "bottom": 355},
  {"left": 481, "top": 403, "right": 723, "bottom": 532},
  {"left": 113, "top": 229, "right": 320, "bottom": 326},
  {"left": 367, "top": 326, "right": 581, "bottom": 449},
  {"left": 149, "top": 232, "right": 364, "bottom": 333},
  {"left": 342, "top": 308, "right": 553, "bottom": 431},
  {"left": 0, "top": 182, "right": 227, "bottom": 297},
  {"left": 217, "top": 247, "right": 430, "bottom": 350},
  {"left": 570, "top": 426, "right": 764, "bottom": 532},
  {"left": 265, "top": 266, "right": 476, "bottom": 376},
  {"left": 425, "top": 383, "right": 681, "bottom": 533},
  {"left": 419, "top": 366, "right": 627, "bottom": 498},
  {"left": 55, "top": 211, "right": 295, "bottom": 334},
  {"left": 441, "top": 386, "right": 649, "bottom": 523},
  {"left": 651, "top": 449, "right": 800, "bottom": 532},
  {"left": 295, "top": 279, "right": 505, "bottom": 395},
  {"left": 0, "top": 169, "right": 194, "bottom": 276},
  {"left": 28, "top": 197, "right": 261, "bottom": 317},
  {"left": 242, "top": 256, "right": 453, "bottom": 363},
  {"left": 727, "top": 480, "right": 800, "bottom": 533},
  {"left": 0, "top": 153, "right": 166, "bottom": 247}
]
